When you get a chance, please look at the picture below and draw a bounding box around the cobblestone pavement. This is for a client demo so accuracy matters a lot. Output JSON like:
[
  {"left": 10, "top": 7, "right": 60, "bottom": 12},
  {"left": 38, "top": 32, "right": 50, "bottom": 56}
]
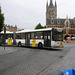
[
  {"left": 0, "top": 43, "right": 72, "bottom": 75},
  {"left": 39, "top": 43, "right": 75, "bottom": 75},
  {"left": 0, "top": 47, "right": 18, "bottom": 55}
]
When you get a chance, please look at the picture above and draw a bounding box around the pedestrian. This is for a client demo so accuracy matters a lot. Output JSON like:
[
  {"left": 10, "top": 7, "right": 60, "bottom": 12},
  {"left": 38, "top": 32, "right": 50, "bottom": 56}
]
[{"left": 67, "top": 39, "right": 69, "bottom": 43}]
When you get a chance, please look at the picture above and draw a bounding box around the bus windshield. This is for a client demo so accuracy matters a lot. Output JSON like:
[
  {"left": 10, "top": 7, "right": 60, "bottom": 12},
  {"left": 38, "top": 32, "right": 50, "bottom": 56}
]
[{"left": 52, "top": 29, "right": 63, "bottom": 41}]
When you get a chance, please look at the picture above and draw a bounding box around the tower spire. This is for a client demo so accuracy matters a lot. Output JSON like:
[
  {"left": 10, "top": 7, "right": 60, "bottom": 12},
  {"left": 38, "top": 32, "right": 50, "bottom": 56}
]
[
  {"left": 46, "top": 0, "right": 48, "bottom": 12},
  {"left": 55, "top": 0, "right": 57, "bottom": 7},
  {"left": 49, "top": 0, "right": 54, "bottom": 8}
]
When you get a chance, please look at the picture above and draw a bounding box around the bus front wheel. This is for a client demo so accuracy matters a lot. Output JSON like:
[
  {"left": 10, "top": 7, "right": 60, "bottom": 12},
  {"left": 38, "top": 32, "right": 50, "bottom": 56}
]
[{"left": 38, "top": 43, "right": 42, "bottom": 48}]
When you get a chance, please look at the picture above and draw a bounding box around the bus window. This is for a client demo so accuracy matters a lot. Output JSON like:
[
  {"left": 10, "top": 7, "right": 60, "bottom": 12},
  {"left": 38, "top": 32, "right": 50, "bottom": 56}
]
[
  {"left": 16, "top": 34, "right": 20, "bottom": 39},
  {"left": 31, "top": 33, "right": 34, "bottom": 39},
  {"left": 34, "top": 32, "right": 43, "bottom": 39},
  {"left": 44, "top": 36, "right": 47, "bottom": 40},
  {"left": 21, "top": 33, "right": 25, "bottom": 39},
  {"left": 48, "top": 35, "right": 50, "bottom": 40},
  {"left": 16, "top": 33, "right": 25, "bottom": 39},
  {"left": 0, "top": 35, "right": 3, "bottom": 40},
  {"left": 6, "top": 34, "right": 13, "bottom": 39},
  {"left": 52, "top": 31, "right": 63, "bottom": 41}
]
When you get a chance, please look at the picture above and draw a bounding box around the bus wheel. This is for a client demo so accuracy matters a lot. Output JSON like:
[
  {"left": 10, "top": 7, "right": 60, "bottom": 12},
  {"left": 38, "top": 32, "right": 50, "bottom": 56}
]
[
  {"left": 38, "top": 43, "right": 42, "bottom": 48},
  {"left": 18, "top": 42, "right": 21, "bottom": 47}
]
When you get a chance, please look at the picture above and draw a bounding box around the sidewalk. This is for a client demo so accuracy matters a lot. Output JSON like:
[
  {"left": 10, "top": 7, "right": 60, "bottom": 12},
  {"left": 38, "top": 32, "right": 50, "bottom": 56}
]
[
  {"left": 39, "top": 43, "right": 75, "bottom": 75},
  {"left": 0, "top": 46, "right": 18, "bottom": 55},
  {"left": 53, "top": 47, "right": 75, "bottom": 71},
  {"left": 50, "top": 43, "right": 75, "bottom": 71}
]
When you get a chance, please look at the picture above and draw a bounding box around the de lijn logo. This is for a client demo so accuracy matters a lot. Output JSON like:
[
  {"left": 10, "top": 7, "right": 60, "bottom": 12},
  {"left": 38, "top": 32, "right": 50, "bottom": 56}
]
[{"left": 65, "top": 72, "right": 69, "bottom": 75}]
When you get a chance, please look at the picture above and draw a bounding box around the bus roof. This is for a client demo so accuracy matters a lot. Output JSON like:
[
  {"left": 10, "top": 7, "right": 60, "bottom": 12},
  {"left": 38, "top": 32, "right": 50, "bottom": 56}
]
[
  {"left": 0, "top": 31, "right": 14, "bottom": 34},
  {"left": 16, "top": 28, "right": 63, "bottom": 33}
]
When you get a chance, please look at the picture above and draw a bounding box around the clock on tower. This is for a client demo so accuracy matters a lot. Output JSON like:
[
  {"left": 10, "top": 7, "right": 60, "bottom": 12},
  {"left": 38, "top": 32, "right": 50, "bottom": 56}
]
[{"left": 49, "top": 10, "right": 54, "bottom": 15}]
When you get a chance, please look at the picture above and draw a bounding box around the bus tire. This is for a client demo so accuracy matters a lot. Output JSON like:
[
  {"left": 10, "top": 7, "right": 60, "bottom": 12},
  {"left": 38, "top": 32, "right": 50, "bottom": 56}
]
[
  {"left": 38, "top": 43, "right": 42, "bottom": 48},
  {"left": 18, "top": 42, "right": 21, "bottom": 47}
]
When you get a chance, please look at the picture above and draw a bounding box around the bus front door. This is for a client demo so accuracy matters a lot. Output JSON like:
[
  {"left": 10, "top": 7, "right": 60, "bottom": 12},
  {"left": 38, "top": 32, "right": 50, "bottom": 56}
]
[
  {"left": 25, "top": 33, "right": 30, "bottom": 46},
  {"left": 44, "top": 32, "right": 51, "bottom": 47}
]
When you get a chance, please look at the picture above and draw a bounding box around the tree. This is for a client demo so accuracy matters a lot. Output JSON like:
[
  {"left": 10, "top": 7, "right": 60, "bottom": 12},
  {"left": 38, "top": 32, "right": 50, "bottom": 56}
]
[
  {"left": 43, "top": 25, "right": 46, "bottom": 28},
  {"left": 35, "top": 23, "right": 43, "bottom": 29},
  {"left": 35, "top": 23, "right": 46, "bottom": 29},
  {"left": 0, "top": 6, "right": 4, "bottom": 32}
]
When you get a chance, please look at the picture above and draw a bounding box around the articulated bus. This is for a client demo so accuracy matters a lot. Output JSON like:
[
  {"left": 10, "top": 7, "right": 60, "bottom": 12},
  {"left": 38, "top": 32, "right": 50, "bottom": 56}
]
[
  {"left": 16, "top": 28, "right": 63, "bottom": 48},
  {"left": 0, "top": 31, "right": 15, "bottom": 45}
]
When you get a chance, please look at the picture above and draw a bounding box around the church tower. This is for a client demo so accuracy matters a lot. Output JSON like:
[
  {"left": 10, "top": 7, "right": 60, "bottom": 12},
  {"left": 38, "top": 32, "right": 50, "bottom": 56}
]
[{"left": 46, "top": 0, "right": 57, "bottom": 20}]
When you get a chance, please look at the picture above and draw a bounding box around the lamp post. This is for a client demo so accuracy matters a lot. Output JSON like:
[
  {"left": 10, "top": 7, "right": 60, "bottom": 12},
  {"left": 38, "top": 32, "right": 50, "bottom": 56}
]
[{"left": 4, "top": 25, "right": 6, "bottom": 50}]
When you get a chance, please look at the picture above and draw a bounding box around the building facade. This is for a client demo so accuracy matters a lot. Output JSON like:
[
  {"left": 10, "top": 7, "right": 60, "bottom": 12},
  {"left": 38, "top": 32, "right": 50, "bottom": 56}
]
[
  {"left": 3, "top": 24, "right": 17, "bottom": 32},
  {"left": 46, "top": 0, "right": 75, "bottom": 40}
]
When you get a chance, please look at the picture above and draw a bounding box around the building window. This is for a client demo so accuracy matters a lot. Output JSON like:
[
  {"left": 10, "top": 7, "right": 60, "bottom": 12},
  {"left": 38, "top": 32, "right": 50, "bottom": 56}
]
[
  {"left": 57, "top": 20, "right": 60, "bottom": 24},
  {"left": 51, "top": 19, "right": 54, "bottom": 24},
  {"left": 66, "top": 22, "right": 68, "bottom": 27},
  {"left": 73, "top": 19, "right": 75, "bottom": 24}
]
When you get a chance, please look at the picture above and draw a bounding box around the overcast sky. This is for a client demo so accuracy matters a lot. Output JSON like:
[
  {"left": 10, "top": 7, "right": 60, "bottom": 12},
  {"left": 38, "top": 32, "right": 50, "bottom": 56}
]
[{"left": 0, "top": 0, "right": 75, "bottom": 29}]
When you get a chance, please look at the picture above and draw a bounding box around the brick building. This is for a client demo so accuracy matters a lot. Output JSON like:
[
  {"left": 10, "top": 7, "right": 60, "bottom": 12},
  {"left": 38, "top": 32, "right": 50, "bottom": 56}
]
[{"left": 4, "top": 24, "right": 17, "bottom": 32}]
